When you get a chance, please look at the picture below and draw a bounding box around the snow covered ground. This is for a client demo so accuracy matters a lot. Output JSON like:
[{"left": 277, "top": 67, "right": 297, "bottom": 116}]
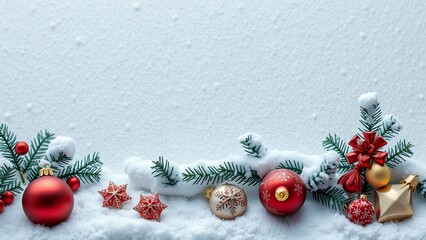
[{"left": 1, "top": 1, "right": 426, "bottom": 240}]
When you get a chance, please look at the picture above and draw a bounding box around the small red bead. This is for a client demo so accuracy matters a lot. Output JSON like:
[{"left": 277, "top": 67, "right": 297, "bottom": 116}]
[
  {"left": 1, "top": 191, "right": 14, "bottom": 205},
  {"left": 15, "top": 141, "right": 29, "bottom": 155},
  {"left": 66, "top": 176, "right": 81, "bottom": 192},
  {"left": 0, "top": 200, "right": 4, "bottom": 213}
]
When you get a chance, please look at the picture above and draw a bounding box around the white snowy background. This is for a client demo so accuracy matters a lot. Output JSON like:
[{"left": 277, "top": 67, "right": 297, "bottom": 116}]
[{"left": 1, "top": 1, "right": 426, "bottom": 240}]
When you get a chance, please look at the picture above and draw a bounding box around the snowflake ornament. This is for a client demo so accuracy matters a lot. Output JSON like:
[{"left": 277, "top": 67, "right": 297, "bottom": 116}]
[
  {"left": 133, "top": 193, "right": 167, "bottom": 221},
  {"left": 98, "top": 181, "right": 132, "bottom": 209},
  {"left": 346, "top": 195, "right": 374, "bottom": 225}
]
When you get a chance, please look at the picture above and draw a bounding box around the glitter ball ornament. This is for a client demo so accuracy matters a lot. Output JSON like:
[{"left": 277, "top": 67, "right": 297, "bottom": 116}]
[
  {"left": 1, "top": 191, "right": 14, "bottom": 205},
  {"left": 206, "top": 183, "right": 247, "bottom": 220},
  {"left": 22, "top": 165, "right": 74, "bottom": 226},
  {"left": 347, "top": 194, "right": 374, "bottom": 225},
  {"left": 15, "top": 141, "right": 29, "bottom": 155},
  {"left": 66, "top": 176, "right": 81, "bottom": 192},
  {"left": 98, "top": 181, "right": 132, "bottom": 209},
  {"left": 259, "top": 169, "right": 306, "bottom": 216},
  {"left": 133, "top": 193, "right": 167, "bottom": 221},
  {"left": 365, "top": 163, "right": 391, "bottom": 189}
]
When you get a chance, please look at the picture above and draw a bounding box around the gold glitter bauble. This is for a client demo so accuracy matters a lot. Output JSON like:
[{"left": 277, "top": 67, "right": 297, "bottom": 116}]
[
  {"left": 365, "top": 163, "right": 391, "bottom": 188},
  {"left": 208, "top": 184, "right": 247, "bottom": 220}
]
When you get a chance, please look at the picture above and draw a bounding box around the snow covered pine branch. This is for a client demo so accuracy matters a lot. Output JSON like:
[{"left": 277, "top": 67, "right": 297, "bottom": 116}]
[{"left": 124, "top": 133, "right": 340, "bottom": 207}]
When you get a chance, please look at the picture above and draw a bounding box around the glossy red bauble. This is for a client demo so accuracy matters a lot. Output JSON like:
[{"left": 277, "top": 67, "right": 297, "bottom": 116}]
[
  {"left": 259, "top": 169, "right": 306, "bottom": 216},
  {"left": 15, "top": 141, "right": 29, "bottom": 155},
  {"left": 22, "top": 176, "right": 74, "bottom": 226},
  {"left": 66, "top": 176, "right": 81, "bottom": 192},
  {"left": 0, "top": 199, "right": 4, "bottom": 213},
  {"left": 1, "top": 191, "right": 14, "bottom": 205}
]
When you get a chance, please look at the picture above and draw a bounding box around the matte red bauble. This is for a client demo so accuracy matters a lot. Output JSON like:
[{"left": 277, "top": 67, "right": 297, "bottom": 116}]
[
  {"left": 259, "top": 169, "right": 306, "bottom": 216},
  {"left": 22, "top": 166, "right": 74, "bottom": 226},
  {"left": 1, "top": 191, "right": 14, "bottom": 205}
]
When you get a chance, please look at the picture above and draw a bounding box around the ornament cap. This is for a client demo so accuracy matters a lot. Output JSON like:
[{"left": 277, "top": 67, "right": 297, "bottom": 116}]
[
  {"left": 39, "top": 165, "right": 54, "bottom": 177},
  {"left": 204, "top": 187, "right": 214, "bottom": 200},
  {"left": 359, "top": 194, "right": 368, "bottom": 200},
  {"left": 400, "top": 174, "right": 420, "bottom": 192},
  {"left": 275, "top": 186, "right": 289, "bottom": 202}
]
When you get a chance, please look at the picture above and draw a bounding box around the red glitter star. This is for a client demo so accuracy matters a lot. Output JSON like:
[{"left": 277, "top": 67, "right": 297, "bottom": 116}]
[
  {"left": 98, "top": 181, "right": 132, "bottom": 209},
  {"left": 133, "top": 193, "right": 167, "bottom": 221}
]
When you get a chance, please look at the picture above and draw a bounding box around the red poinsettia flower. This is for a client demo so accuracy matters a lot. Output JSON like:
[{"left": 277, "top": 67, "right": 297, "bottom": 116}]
[{"left": 346, "top": 132, "right": 388, "bottom": 168}]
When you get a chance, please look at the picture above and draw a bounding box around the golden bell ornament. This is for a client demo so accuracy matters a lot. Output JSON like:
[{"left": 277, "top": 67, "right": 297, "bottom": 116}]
[
  {"left": 375, "top": 174, "right": 420, "bottom": 223},
  {"left": 205, "top": 183, "right": 247, "bottom": 220},
  {"left": 365, "top": 163, "right": 391, "bottom": 188}
]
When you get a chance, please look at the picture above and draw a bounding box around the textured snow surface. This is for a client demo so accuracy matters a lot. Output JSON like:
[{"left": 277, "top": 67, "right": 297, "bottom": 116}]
[{"left": 1, "top": 1, "right": 426, "bottom": 240}]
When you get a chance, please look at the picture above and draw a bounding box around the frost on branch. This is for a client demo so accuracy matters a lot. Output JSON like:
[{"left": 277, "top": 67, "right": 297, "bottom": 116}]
[{"left": 124, "top": 132, "right": 339, "bottom": 197}]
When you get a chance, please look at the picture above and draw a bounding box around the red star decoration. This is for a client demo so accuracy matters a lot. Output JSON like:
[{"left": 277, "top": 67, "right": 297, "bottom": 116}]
[
  {"left": 133, "top": 193, "right": 167, "bottom": 221},
  {"left": 98, "top": 181, "right": 132, "bottom": 209}
]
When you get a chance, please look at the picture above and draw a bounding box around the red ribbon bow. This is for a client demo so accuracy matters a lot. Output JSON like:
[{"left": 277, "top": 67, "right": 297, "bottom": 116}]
[{"left": 338, "top": 132, "right": 388, "bottom": 193}]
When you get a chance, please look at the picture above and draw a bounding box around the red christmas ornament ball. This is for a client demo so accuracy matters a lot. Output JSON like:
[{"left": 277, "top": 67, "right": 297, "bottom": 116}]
[
  {"left": 1, "top": 191, "right": 14, "bottom": 205},
  {"left": 22, "top": 175, "right": 74, "bottom": 226},
  {"left": 0, "top": 199, "right": 4, "bottom": 213},
  {"left": 66, "top": 176, "right": 81, "bottom": 192},
  {"left": 259, "top": 169, "right": 306, "bottom": 216},
  {"left": 15, "top": 141, "right": 29, "bottom": 155},
  {"left": 347, "top": 195, "right": 374, "bottom": 225}
]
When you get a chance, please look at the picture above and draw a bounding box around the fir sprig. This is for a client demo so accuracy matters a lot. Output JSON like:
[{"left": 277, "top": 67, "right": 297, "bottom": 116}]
[
  {"left": 0, "top": 164, "right": 23, "bottom": 195},
  {"left": 311, "top": 186, "right": 352, "bottom": 211},
  {"left": 385, "top": 140, "right": 414, "bottom": 168},
  {"left": 379, "top": 115, "right": 400, "bottom": 141},
  {"left": 0, "top": 124, "right": 25, "bottom": 182},
  {"left": 56, "top": 152, "right": 102, "bottom": 184},
  {"left": 22, "top": 130, "right": 55, "bottom": 173},
  {"left": 416, "top": 181, "right": 426, "bottom": 198},
  {"left": 359, "top": 104, "right": 382, "bottom": 133},
  {"left": 151, "top": 157, "right": 180, "bottom": 186},
  {"left": 322, "top": 134, "right": 350, "bottom": 173},
  {"left": 277, "top": 160, "right": 304, "bottom": 175},
  {"left": 26, "top": 152, "right": 73, "bottom": 182},
  {"left": 239, "top": 134, "right": 266, "bottom": 158}
]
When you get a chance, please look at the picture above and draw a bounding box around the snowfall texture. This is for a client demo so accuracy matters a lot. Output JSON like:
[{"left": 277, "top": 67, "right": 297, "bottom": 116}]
[{"left": 2, "top": 1, "right": 426, "bottom": 240}]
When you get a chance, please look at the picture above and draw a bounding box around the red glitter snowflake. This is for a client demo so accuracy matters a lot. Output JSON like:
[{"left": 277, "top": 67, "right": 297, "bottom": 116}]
[
  {"left": 98, "top": 181, "right": 132, "bottom": 209},
  {"left": 133, "top": 193, "right": 167, "bottom": 221}
]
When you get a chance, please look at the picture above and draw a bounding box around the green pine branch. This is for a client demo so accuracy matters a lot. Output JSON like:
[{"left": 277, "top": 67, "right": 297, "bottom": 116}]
[
  {"left": 277, "top": 160, "right": 304, "bottom": 175},
  {"left": 416, "top": 181, "right": 426, "bottom": 198},
  {"left": 26, "top": 152, "right": 73, "bottom": 182},
  {"left": 151, "top": 157, "right": 180, "bottom": 186},
  {"left": 182, "top": 162, "right": 261, "bottom": 186},
  {"left": 0, "top": 164, "right": 23, "bottom": 195},
  {"left": 22, "top": 130, "right": 55, "bottom": 174},
  {"left": 359, "top": 104, "right": 382, "bottom": 133},
  {"left": 0, "top": 124, "right": 25, "bottom": 183},
  {"left": 311, "top": 186, "right": 353, "bottom": 211},
  {"left": 322, "top": 134, "right": 350, "bottom": 173},
  {"left": 385, "top": 140, "right": 414, "bottom": 168},
  {"left": 56, "top": 152, "right": 102, "bottom": 184},
  {"left": 239, "top": 134, "right": 266, "bottom": 158},
  {"left": 379, "top": 116, "right": 400, "bottom": 141}
]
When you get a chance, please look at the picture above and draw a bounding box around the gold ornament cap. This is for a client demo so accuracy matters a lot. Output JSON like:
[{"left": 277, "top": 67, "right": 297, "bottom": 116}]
[
  {"left": 39, "top": 164, "right": 54, "bottom": 177},
  {"left": 275, "top": 186, "right": 289, "bottom": 201},
  {"left": 400, "top": 174, "right": 420, "bottom": 192},
  {"left": 205, "top": 187, "right": 214, "bottom": 200}
]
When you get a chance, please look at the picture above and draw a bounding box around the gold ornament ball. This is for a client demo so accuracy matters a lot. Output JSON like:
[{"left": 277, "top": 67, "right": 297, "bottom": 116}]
[
  {"left": 365, "top": 163, "right": 391, "bottom": 188},
  {"left": 208, "top": 184, "right": 247, "bottom": 220}
]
